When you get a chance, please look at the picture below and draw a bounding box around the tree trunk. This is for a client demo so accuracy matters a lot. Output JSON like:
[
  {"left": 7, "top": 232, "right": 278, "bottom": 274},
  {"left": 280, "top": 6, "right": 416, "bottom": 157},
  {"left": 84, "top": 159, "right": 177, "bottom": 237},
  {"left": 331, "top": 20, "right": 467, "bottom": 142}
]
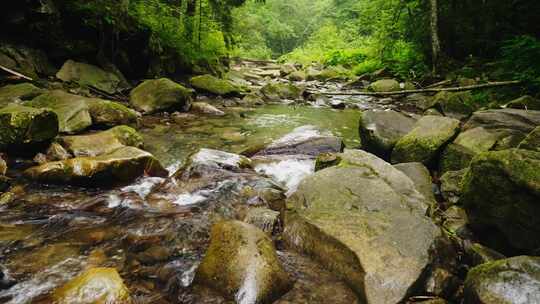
[{"left": 430, "top": 0, "right": 441, "bottom": 74}]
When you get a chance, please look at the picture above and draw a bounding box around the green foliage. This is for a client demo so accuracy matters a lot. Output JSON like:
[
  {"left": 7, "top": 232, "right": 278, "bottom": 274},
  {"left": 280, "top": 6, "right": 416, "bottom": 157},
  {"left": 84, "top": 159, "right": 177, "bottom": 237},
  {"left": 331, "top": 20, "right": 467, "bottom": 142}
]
[{"left": 499, "top": 35, "right": 540, "bottom": 91}]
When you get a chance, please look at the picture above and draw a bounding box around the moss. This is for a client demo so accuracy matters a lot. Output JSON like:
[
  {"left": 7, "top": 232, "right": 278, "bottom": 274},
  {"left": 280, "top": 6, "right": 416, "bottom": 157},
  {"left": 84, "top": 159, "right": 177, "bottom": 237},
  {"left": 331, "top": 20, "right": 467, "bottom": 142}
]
[
  {"left": 130, "top": 78, "right": 193, "bottom": 114},
  {"left": 439, "top": 143, "right": 475, "bottom": 173},
  {"left": 0, "top": 104, "right": 58, "bottom": 147},
  {"left": 369, "top": 79, "right": 400, "bottom": 92},
  {"left": 86, "top": 99, "right": 137, "bottom": 127},
  {"left": 0, "top": 83, "right": 44, "bottom": 107},
  {"left": 190, "top": 74, "right": 240, "bottom": 96}
]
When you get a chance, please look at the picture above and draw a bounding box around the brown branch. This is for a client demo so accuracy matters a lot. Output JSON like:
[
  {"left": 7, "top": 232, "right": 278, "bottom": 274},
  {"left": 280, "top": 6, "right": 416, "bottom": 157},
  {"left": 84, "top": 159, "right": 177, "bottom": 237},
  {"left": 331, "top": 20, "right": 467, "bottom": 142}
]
[
  {"left": 0, "top": 64, "right": 33, "bottom": 81},
  {"left": 316, "top": 81, "right": 522, "bottom": 96}
]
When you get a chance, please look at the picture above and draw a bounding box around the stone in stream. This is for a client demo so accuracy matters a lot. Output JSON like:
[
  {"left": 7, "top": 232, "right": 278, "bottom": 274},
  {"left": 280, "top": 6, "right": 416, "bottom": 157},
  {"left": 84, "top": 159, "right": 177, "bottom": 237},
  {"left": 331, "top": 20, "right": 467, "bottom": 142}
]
[
  {"left": 244, "top": 207, "right": 280, "bottom": 234},
  {"left": 190, "top": 101, "right": 225, "bottom": 116},
  {"left": 504, "top": 95, "right": 540, "bottom": 110},
  {"left": 407, "top": 93, "right": 436, "bottom": 110},
  {"left": 391, "top": 115, "right": 460, "bottom": 165},
  {"left": 369, "top": 79, "right": 400, "bottom": 92},
  {"left": 190, "top": 74, "right": 241, "bottom": 96},
  {"left": 464, "top": 256, "right": 540, "bottom": 304},
  {"left": 0, "top": 103, "right": 58, "bottom": 149},
  {"left": 24, "top": 146, "right": 167, "bottom": 185},
  {"left": 431, "top": 91, "right": 476, "bottom": 120},
  {"left": 358, "top": 109, "right": 417, "bottom": 158},
  {"left": 440, "top": 168, "right": 467, "bottom": 205},
  {"left": 280, "top": 63, "right": 297, "bottom": 76},
  {"left": 58, "top": 125, "right": 143, "bottom": 157},
  {"left": 56, "top": 60, "right": 124, "bottom": 94},
  {"left": 518, "top": 125, "right": 540, "bottom": 151},
  {"left": 393, "top": 162, "right": 436, "bottom": 203},
  {"left": 288, "top": 70, "right": 307, "bottom": 82},
  {"left": 284, "top": 149, "right": 444, "bottom": 304},
  {"left": 195, "top": 221, "right": 292, "bottom": 304},
  {"left": 260, "top": 82, "right": 305, "bottom": 102},
  {"left": 130, "top": 78, "right": 193, "bottom": 114},
  {"left": 460, "top": 148, "right": 540, "bottom": 252},
  {"left": 52, "top": 267, "right": 131, "bottom": 304},
  {"left": 0, "top": 83, "right": 44, "bottom": 107},
  {"left": 84, "top": 98, "right": 138, "bottom": 127}
]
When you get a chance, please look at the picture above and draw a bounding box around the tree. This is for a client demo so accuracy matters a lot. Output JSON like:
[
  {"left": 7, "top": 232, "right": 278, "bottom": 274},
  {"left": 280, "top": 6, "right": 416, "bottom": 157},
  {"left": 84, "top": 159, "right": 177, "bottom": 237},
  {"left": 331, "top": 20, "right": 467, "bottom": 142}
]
[{"left": 429, "top": 0, "right": 441, "bottom": 74}]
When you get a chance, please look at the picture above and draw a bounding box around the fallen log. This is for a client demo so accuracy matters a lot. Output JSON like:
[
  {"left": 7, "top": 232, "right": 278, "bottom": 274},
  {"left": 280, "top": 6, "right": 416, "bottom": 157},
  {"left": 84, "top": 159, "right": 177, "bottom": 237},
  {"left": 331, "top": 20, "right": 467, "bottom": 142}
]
[
  {"left": 0, "top": 64, "right": 33, "bottom": 81},
  {"left": 316, "top": 80, "right": 522, "bottom": 96}
]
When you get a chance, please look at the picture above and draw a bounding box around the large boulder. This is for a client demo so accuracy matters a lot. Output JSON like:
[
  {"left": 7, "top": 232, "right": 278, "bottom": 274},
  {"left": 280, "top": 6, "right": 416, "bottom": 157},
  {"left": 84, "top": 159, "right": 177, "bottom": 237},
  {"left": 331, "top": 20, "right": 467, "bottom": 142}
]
[
  {"left": 58, "top": 126, "right": 143, "bottom": 157},
  {"left": 288, "top": 70, "right": 307, "bottom": 82},
  {"left": 130, "top": 78, "right": 193, "bottom": 114},
  {"left": 460, "top": 149, "right": 540, "bottom": 252},
  {"left": 26, "top": 90, "right": 92, "bottom": 133},
  {"left": 431, "top": 91, "right": 475, "bottom": 120},
  {"left": 359, "top": 110, "right": 417, "bottom": 158},
  {"left": 0, "top": 83, "right": 44, "bottom": 107},
  {"left": 393, "top": 162, "right": 436, "bottom": 203},
  {"left": 464, "top": 256, "right": 540, "bottom": 304},
  {"left": 463, "top": 109, "right": 540, "bottom": 138},
  {"left": 195, "top": 221, "right": 291, "bottom": 303},
  {"left": 52, "top": 267, "right": 131, "bottom": 304},
  {"left": 190, "top": 74, "right": 241, "bottom": 96},
  {"left": 24, "top": 146, "right": 167, "bottom": 185},
  {"left": 260, "top": 82, "right": 304, "bottom": 102},
  {"left": 84, "top": 99, "right": 137, "bottom": 127},
  {"left": 0, "top": 104, "right": 58, "bottom": 148},
  {"left": 504, "top": 95, "right": 540, "bottom": 111},
  {"left": 369, "top": 79, "right": 400, "bottom": 92},
  {"left": 284, "top": 149, "right": 443, "bottom": 304},
  {"left": 518, "top": 126, "right": 540, "bottom": 152},
  {"left": 56, "top": 60, "right": 124, "bottom": 94},
  {"left": 392, "top": 116, "right": 460, "bottom": 165},
  {"left": 0, "top": 44, "right": 54, "bottom": 79}
]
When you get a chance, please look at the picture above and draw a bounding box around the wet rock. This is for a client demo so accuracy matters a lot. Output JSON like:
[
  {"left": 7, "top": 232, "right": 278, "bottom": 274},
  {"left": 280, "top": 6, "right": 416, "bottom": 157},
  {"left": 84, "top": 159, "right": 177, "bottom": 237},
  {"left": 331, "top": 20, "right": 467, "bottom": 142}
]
[
  {"left": 461, "top": 149, "right": 540, "bottom": 252},
  {"left": 190, "top": 74, "right": 241, "bottom": 96},
  {"left": 261, "top": 82, "right": 304, "bottom": 102},
  {"left": 52, "top": 267, "right": 131, "bottom": 304},
  {"left": 255, "top": 126, "right": 343, "bottom": 157},
  {"left": 305, "top": 67, "right": 322, "bottom": 81},
  {"left": 288, "top": 70, "right": 307, "bottom": 82},
  {"left": 190, "top": 102, "right": 225, "bottom": 116},
  {"left": 130, "top": 78, "right": 193, "bottom": 114},
  {"left": 56, "top": 60, "right": 123, "bottom": 94},
  {"left": 0, "top": 264, "right": 16, "bottom": 290},
  {"left": 504, "top": 95, "right": 540, "bottom": 111},
  {"left": 392, "top": 116, "right": 460, "bottom": 165},
  {"left": 280, "top": 63, "right": 297, "bottom": 76},
  {"left": 464, "top": 256, "right": 540, "bottom": 304},
  {"left": 244, "top": 207, "right": 280, "bottom": 234},
  {"left": 329, "top": 99, "right": 346, "bottom": 109},
  {"left": 394, "top": 162, "right": 436, "bottom": 203},
  {"left": 315, "top": 152, "right": 341, "bottom": 172},
  {"left": 85, "top": 99, "right": 137, "bottom": 127},
  {"left": 195, "top": 220, "right": 291, "bottom": 304},
  {"left": 518, "top": 126, "right": 540, "bottom": 151},
  {"left": 432, "top": 91, "right": 475, "bottom": 120},
  {"left": 191, "top": 148, "right": 252, "bottom": 170},
  {"left": 359, "top": 109, "right": 417, "bottom": 158},
  {"left": 0, "top": 103, "right": 58, "bottom": 148},
  {"left": 440, "top": 169, "right": 467, "bottom": 205},
  {"left": 284, "top": 149, "right": 442, "bottom": 304},
  {"left": 242, "top": 93, "right": 265, "bottom": 106},
  {"left": 43, "top": 142, "right": 72, "bottom": 162},
  {"left": 26, "top": 90, "right": 92, "bottom": 133},
  {"left": 369, "top": 79, "right": 400, "bottom": 92},
  {"left": 24, "top": 146, "right": 167, "bottom": 185},
  {"left": 465, "top": 242, "right": 506, "bottom": 267},
  {"left": 58, "top": 125, "right": 143, "bottom": 157},
  {"left": 0, "top": 83, "right": 44, "bottom": 107}
]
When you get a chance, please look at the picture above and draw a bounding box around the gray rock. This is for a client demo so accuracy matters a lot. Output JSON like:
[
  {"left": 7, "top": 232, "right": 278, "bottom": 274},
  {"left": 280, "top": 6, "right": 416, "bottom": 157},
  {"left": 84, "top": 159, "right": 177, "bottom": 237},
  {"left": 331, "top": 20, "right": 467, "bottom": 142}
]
[
  {"left": 518, "top": 126, "right": 540, "bottom": 152},
  {"left": 130, "top": 78, "right": 193, "bottom": 114},
  {"left": 440, "top": 169, "right": 467, "bottom": 204},
  {"left": 56, "top": 60, "right": 123, "bottom": 94},
  {"left": 393, "top": 162, "right": 436, "bottom": 203}
]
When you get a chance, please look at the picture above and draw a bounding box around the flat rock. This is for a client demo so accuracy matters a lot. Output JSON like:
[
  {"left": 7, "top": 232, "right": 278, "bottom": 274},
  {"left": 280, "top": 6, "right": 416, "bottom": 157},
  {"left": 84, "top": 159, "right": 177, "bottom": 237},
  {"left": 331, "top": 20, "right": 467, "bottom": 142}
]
[
  {"left": 56, "top": 60, "right": 122, "bottom": 94},
  {"left": 130, "top": 78, "right": 193, "bottom": 114},
  {"left": 284, "top": 149, "right": 442, "bottom": 304}
]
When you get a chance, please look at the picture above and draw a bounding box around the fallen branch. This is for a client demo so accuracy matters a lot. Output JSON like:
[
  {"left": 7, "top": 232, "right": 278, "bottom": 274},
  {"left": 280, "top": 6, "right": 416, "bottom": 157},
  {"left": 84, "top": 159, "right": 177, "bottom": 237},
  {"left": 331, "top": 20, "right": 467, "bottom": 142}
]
[
  {"left": 316, "top": 80, "right": 522, "bottom": 96},
  {"left": 0, "top": 64, "right": 33, "bottom": 81}
]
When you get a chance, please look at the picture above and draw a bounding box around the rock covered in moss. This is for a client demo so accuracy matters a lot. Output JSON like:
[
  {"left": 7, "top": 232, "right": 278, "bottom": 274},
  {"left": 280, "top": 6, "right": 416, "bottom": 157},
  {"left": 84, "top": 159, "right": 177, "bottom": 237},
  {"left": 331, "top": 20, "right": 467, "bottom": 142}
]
[
  {"left": 460, "top": 149, "right": 540, "bottom": 252},
  {"left": 0, "top": 103, "right": 58, "bottom": 148},
  {"left": 0, "top": 83, "right": 44, "bottom": 107},
  {"left": 58, "top": 126, "right": 143, "bottom": 157},
  {"left": 369, "top": 79, "right": 400, "bottom": 92},
  {"left": 432, "top": 91, "right": 475, "bottom": 120},
  {"left": 314, "top": 152, "right": 341, "bottom": 171},
  {"left": 288, "top": 70, "right": 307, "bottom": 82},
  {"left": 52, "top": 267, "right": 131, "bottom": 304},
  {"left": 518, "top": 126, "right": 540, "bottom": 152},
  {"left": 464, "top": 256, "right": 540, "bottom": 304},
  {"left": 0, "top": 44, "right": 54, "bottom": 79},
  {"left": 504, "top": 95, "right": 540, "bottom": 111},
  {"left": 190, "top": 74, "right": 241, "bottom": 96},
  {"left": 56, "top": 60, "right": 123, "bottom": 94},
  {"left": 260, "top": 82, "right": 304, "bottom": 102},
  {"left": 280, "top": 63, "right": 297, "bottom": 76},
  {"left": 359, "top": 109, "right": 417, "bottom": 158},
  {"left": 391, "top": 115, "right": 460, "bottom": 165},
  {"left": 130, "top": 78, "right": 193, "bottom": 114},
  {"left": 440, "top": 168, "right": 467, "bottom": 204},
  {"left": 284, "top": 149, "right": 442, "bottom": 304},
  {"left": 465, "top": 242, "right": 506, "bottom": 267},
  {"left": 24, "top": 146, "right": 167, "bottom": 185},
  {"left": 85, "top": 99, "right": 137, "bottom": 127},
  {"left": 194, "top": 220, "right": 291, "bottom": 303}
]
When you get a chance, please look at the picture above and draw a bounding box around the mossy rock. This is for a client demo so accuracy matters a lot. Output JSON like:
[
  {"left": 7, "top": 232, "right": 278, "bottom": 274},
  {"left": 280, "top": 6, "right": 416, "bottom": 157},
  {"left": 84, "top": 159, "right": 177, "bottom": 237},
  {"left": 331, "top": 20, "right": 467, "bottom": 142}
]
[
  {"left": 464, "top": 256, "right": 540, "bottom": 304},
  {"left": 369, "top": 79, "right": 400, "bottom": 92},
  {"left": 190, "top": 74, "right": 241, "bottom": 96},
  {"left": 58, "top": 125, "right": 143, "bottom": 157},
  {"left": 24, "top": 146, "right": 167, "bottom": 185},
  {"left": 130, "top": 78, "right": 193, "bottom": 114},
  {"left": 465, "top": 242, "right": 506, "bottom": 267},
  {"left": 85, "top": 99, "right": 137, "bottom": 127},
  {"left": 0, "top": 83, "right": 44, "bottom": 107},
  {"left": 0, "top": 103, "right": 58, "bottom": 148},
  {"left": 440, "top": 168, "right": 467, "bottom": 205},
  {"left": 284, "top": 149, "right": 441, "bottom": 304},
  {"left": 260, "top": 82, "right": 304, "bottom": 102},
  {"left": 288, "top": 70, "right": 307, "bottom": 82},
  {"left": 194, "top": 220, "right": 291, "bottom": 303},
  {"left": 432, "top": 91, "right": 475, "bottom": 120},
  {"left": 407, "top": 93, "right": 436, "bottom": 110},
  {"left": 358, "top": 110, "right": 417, "bottom": 159},
  {"left": 314, "top": 152, "right": 341, "bottom": 171},
  {"left": 460, "top": 149, "right": 540, "bottom": 252},
  {"left": 391, "top": 115, "right": 460, "bottom": 165},
  {"left": 464, "top": 109, "right": 540, "bottom": 134},
  {"left": 56, "top": 60, "right": 123, "bottom": 94},
  {"left": 504, "top": 95, "right": 540, "bottom": 111},
  {"left": 26, "top": 90, "right": 93, "bottom": 133},
  {"left": 52, "top": 267, "right": 131, "bottom": 304},
  {"left": 518, "top": 126, "right": 540, "bottom": 152}
]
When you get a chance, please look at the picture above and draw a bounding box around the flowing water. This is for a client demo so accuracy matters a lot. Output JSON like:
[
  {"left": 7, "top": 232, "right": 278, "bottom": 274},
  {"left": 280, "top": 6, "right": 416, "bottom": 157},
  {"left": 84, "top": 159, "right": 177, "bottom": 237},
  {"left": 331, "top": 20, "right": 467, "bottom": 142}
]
[{"left": 0, "top": 100, "right": 393, "bottom": 303}]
